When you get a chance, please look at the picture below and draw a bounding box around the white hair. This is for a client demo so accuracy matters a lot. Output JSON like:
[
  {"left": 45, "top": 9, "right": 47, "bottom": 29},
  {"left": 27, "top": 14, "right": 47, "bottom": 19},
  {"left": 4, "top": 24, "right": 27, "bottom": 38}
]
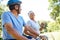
[{"left": 28, "top": 11, "right": 34, "bottom": 16}]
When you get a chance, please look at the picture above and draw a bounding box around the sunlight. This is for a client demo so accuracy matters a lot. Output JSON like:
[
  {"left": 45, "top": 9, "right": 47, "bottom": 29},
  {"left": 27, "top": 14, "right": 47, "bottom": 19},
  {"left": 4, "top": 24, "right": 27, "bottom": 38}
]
[
  {"left": 20, "top": 0, "right": 53, "bottom": 22},
  {"left": 1, "top": 0, "right": 53, "bottom": 22},
  {"left": 0, "top": 0, "right": 60, "bottom": 40}
]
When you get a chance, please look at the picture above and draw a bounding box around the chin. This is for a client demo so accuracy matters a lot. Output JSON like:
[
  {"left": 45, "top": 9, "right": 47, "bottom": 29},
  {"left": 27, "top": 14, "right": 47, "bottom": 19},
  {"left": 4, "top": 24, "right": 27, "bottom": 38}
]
[
  {"left": 19, "top": 13, "right": 21, "bottom": 14},
  {"left": 18, "top": 12, "right": 21, "bottom": 14}
]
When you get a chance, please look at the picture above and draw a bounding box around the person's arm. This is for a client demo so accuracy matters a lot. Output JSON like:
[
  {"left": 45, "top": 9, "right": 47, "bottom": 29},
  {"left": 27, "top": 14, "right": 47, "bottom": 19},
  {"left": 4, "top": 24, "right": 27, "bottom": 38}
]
[
  {"left": 1, "top": 13, "right": 28, "bottom": 40},
  {"left": 4, "top": 23, "right": 28, "bottom": 40},
  {"left": 24, "top": 25, "right": 39, "bottom": 38},
  {"left": 22, "top": 17, "right": 39, "bottom": 38},
  {"left": 24, "top": 27, "right": 37, "bottom": 38}
]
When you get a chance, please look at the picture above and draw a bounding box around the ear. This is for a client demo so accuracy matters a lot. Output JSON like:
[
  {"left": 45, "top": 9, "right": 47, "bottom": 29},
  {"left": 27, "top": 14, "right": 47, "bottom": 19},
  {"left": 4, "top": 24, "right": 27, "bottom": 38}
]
[{"left": 15, "top": 5, "right": 19, "bottom": 10}]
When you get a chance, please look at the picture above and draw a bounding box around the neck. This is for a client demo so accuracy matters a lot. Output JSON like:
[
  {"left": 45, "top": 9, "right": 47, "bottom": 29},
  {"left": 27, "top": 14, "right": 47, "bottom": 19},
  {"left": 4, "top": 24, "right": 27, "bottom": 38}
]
[
  {"left": 31, "top": 18, "right": 35, "bottom": 21},
  {"left": 11, "top": 10, "right": 18, "bottom": 18}
]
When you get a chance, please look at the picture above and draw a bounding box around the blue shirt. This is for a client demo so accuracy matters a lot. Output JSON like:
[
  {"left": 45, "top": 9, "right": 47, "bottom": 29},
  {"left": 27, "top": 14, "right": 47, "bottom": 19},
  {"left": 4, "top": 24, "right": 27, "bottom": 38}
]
[
  {"left": 1, "top": 11, "right": 26, "bottom": 39},
  {"left": 27, "top": 19, "right": 40, "bottom": 34}
]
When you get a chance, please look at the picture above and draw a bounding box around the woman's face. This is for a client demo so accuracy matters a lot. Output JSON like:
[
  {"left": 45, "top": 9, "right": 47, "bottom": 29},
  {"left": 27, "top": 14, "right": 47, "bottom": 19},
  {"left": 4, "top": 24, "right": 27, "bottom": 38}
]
[{"left": 29, "top": 13, "right": 35, "bottom": 19}]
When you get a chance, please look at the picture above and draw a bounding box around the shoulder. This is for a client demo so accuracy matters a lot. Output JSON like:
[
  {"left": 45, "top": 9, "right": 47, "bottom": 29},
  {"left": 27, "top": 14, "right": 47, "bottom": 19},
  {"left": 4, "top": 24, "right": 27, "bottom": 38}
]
[
  {"left": 19, "top": 15, "right": 23, "bottom": 19},
  {"left": 19, "top": 16, "right": 23, "bottom": 18},
  {"left": 1, "top": 11, "right": 10, "bottom": 17},
  {"left": 27, "top": 20, "right": 32, "bottom": 24},
  {"left": 27, "top": 20, "right": 34, "bottom": 23},
  {"left": 18, "top": 15, "right": 24, "bottom": 20}
]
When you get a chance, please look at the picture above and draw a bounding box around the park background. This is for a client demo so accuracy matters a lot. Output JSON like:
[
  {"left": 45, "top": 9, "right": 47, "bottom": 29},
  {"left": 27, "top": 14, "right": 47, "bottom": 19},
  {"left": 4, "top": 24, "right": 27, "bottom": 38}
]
[{"left": 0, "top": 0, "right": 60, "bottom": 40}]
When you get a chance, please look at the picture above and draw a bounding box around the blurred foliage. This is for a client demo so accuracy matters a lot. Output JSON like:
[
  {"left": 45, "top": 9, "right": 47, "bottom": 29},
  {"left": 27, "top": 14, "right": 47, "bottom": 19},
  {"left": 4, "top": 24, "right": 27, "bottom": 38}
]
[
  {"left": 48, "top": 0, "right": 60, "bottom": 20},
  {"left": 50, "top": 5, "right": 60, "bottom": 20},
  {"left": 47, "top": 0, "right": 60, "bottom": 32},
  {"left": 0, "top": 5, "right": 4, "bottom": 19},
  {"left": 47, "top": 21, "right": 60, "bottom": 32}
]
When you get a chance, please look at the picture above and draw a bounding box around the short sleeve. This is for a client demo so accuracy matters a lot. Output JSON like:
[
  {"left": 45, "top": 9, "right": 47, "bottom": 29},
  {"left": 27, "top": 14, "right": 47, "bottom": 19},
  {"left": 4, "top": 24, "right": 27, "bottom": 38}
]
[
  {"left": 1, "top": 12, "right": 11, "bottom": 26},
  {"left": 20, "top": 17, "right": 26, "bottom": 26},
  {"left": 23, "top": 19, "right": 26, "bottom": 26}
]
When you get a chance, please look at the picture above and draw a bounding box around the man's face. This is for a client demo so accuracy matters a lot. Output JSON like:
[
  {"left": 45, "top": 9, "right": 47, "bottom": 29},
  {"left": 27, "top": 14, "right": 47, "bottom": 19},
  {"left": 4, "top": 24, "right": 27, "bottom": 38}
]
[
  {"left": 14, "top": 4, "right": 21, "bottom": 14},
  {"left": 29, "top": 13, "right": 35, "bottom": 19}
]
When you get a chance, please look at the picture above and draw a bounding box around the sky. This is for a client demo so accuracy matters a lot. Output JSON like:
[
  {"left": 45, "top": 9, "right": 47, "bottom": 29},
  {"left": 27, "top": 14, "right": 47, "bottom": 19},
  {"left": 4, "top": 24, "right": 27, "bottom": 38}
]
[
  {"left": 1, "top": 0, "right": 54, "bottom": 22},
  {"left": 20, "top": 0, "right": 53, "bottom": 22}
]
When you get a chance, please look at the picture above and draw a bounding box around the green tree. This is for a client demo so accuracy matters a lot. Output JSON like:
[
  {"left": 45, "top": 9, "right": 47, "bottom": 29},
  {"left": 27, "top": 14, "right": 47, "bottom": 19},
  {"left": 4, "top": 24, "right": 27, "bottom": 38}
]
[
  {"left": 47, "top": 21, "right": 60, "bottom": 32},
  {"left": 0, "top": 1, "right": 8, "bottom": 38},
  {"left": 48, "top": 0, "right": 60, "bottom": 20},
  {"left": 47, "top": 0, "right": 60, "bottom": 32}
]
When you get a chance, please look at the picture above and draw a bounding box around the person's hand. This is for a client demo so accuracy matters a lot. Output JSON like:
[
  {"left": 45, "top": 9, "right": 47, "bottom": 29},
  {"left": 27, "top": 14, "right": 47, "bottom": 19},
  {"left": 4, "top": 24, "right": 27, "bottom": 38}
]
[
  {"left": 36, "top": 37, "right": 40, "bottom": 40},
  {"left": 40, "top": 36, "right": 47, "bottom": 40}
]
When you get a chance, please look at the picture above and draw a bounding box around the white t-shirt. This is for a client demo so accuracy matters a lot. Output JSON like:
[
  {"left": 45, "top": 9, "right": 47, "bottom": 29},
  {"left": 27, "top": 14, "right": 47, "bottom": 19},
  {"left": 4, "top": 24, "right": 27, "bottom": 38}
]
[{"left": 27, "top": 19, "right": 40, "bottom": 34}]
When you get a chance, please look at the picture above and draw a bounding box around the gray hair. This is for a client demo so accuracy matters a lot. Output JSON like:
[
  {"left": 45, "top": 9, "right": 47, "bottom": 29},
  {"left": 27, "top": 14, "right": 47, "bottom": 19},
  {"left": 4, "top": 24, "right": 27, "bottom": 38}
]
[{"left": 28, "top": 11, "right": 34, "bottom": 16}]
